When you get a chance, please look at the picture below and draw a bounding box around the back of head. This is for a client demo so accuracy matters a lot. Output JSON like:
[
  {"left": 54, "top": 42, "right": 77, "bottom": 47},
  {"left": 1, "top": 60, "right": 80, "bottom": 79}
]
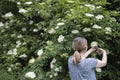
[
  {"left": 72, "top": 37, "right": 87, "bottom": 52},
  {"left": 72, "top": 37, "right": 87, "bottom": 65}
]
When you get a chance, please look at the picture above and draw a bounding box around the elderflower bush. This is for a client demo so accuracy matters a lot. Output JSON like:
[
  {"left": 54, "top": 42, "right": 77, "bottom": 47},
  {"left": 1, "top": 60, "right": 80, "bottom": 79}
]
[{"left": 0, "top": 0, "right": 120, "bottom": 80}]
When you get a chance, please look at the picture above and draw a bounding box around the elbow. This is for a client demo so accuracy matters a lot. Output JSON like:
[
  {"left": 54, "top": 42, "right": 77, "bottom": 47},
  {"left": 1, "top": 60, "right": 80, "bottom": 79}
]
[{"left": 102, "top": 62, "right": 107, "bottom": 67}]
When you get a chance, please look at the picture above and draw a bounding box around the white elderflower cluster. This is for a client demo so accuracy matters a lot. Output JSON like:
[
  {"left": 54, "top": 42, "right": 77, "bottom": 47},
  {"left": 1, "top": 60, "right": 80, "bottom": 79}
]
[
  {"left": 33, "top": 28, "right": 38, "bottom": 32},
  {"left": 57, "top": 35, "right": 64, "bottom": 43},
  {"left": 19, "top": 8, "right": 27, "bottom": 13},
  {"left": 24, "top": 2, "right": 33, "bottom": 5},
  {"left": 29, "top": 58, "right": 35, "bottom": 64},
  {"left": 110, "top": 17, "right": 116, "bottom": 22},
  {"left": 25, "top": 71, "right": 36, "bottom": 79},
  {"left": 17, "top": 2, "right": 21, "bottom": 5},
  {"left": 92, "top": 24, "right": 102, "bottom": 29},
  {"left": 83, "top": 28, "right": 91, "bottom": 32},
  {"left": 85, "top": 13, "right": 94, "bottom": 17},
  {"left": 50, "top": 58, "right": 56, "bottom": 69},
  {"left": 55, "top": 22, "right": 65, "bottom": 29},
  {"left": 71, "top": 30, "right": 79, "bottom": 34},
  {"left": 37, "top": 49, "right": 43, "bottom": 56},
  {"left": 105, "top": 27, "right": 111, "bottom": 34},
  {"left": 0, "top": 22, "right": 4, "bottom": 27},
  {"left": 8, "top": 67, "right": 12, "bottom": 72},
  {"left": 91, "top": 41, "right": 98, "bottom": 47},
  {"left": 67, "top": 0, "right": 75, "bottom": 3},
  {"left": 3, "top": 12, "right": 13, "bottom": 18},
  {"left": 7, "top": 48, "right": 17, "bottom": 55},
  {"left": 22, "top": 27, "right": 27, "bottom": 31},
  {"left": 17, "top": 34, "right": 23, "bottom": 38},
  {"left": 84, "top": 4, "right": 95, "bottom": 10},
  {"left": 19, "top": 54, "right": 27, "bottom": 58},
  {"left": 96, "top": 68, "right": 102, "bottom": 72},
  {"left": 48, "top": 28, "right": 56, "bottom": 34},
  {"left": 49, "top": 66, "right": 62, "bottom": 78},
  {"left": 95, "top": 15, "right": 104, "bottom": 20},
  {"left": 16, "top": 40, "right": 22, "bottom": 48},
  {"left": 57, "top": 22, "right": 65, "bottom": 26}
]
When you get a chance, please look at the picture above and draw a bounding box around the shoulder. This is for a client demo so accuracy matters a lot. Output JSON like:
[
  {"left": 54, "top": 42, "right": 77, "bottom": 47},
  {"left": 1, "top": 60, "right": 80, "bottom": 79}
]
[
  {"left": 84, "top": 58, "right": 98, "bottom": 65},
  {"left": 68, "top": 56, "right": 73, "bottom": 63},
  {"left": 86, "top": 58, "right": 97, "bottom": 61}
]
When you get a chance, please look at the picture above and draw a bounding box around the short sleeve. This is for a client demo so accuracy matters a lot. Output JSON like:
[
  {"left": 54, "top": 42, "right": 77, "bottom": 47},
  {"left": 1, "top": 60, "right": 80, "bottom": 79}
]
[{"left": 87, "top": 58, "right": 98, "bottom": 69}]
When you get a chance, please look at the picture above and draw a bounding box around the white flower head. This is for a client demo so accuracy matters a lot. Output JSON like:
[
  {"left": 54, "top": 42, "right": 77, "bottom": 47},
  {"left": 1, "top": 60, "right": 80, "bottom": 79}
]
[
  {"left": 3, "top": 12, "right": 13, "bottom": 18},
  {"left": 67, "top": 0, "right": 74, "bottom": 3},
  {"left": 110, "top": 17, "right": 116, "bottom": 22},
  {"left": 16, "top": 40, "right": 21, "bottom": 48},
  {"left": 105, "top": 27, "right": 111, "bottom": 34},
  {"left": 71, "top": 30, "right": 79, "bottom": 34},
  {"left": 39, "top": 2, "right": 45, "bottom": 5},
  {"left": 50, "top": 63, "right": 54, "bottom": 69},
  {"left": 33, "top": 28, "right": 38, "bottom": 32},
  {"left": 55, "top": 68, "right": 59, "bottom": 72},
  {"left": 55, "top": 26, "right": 59, "bottom": 29},
  {"left": 19, "top": 54, "right": 27, "bottom": 58},
  {"left": 51, "top": 58, "right": 56, "bottom": 63},
  {"left": 29, "top": 58, "right": 35, "bottom": 64},
  {"left": 96, "top": 6, "right": 102, "bottom": 9},
  {"left": 29, "top": 20, "right": 34, "bottom": 24},
  {"left": 16, "top": 40, "right": 21, "bottom": 44},
  {"left": 57, "top": 35, "right": 64, "bottom": 43},
  {"left": 7, "top": 50, "right": 13, "bottom": 55},
  {"left": 13, "top": 48, "right": 17, "bottom": 55},
  {"left": 0, "top": 22, "right": 4, "bottom": 27},
  {"left": 24, "top": 2, "right": 33, "bottom": 5},
  {"left": 92, "top": 24, "right": 102, "bottom": 29},
  {"left": 7, "top": 48, "right": 17, "bottom": 55},
  {"left": 23, "top": 42, "right": 27, "bottom": 45},
  {"left": 85, "top": 4, "right": 95, "bottom": 10},
  {"left": 83, "top": 28, "right": 91, "bottom": 32},
  {"left": 25, "top": 71, "right": 36, "bottom": 79},
  {"left": 50, "top": 58, "right": 56, "bottom": 69},
  {"left": 80, "top": 5, "right": 83, "bottom": 8},
  {"left": 17, "top": 2, "right": 21, "bottom": 5},
  {"left": 57, "top": 22, "right": 65, "bottom": 26},
  {"left": 95, "top": 15, "right": 104, "bottom": 20},
  {"left": 49, "top": 75, "right": 53, "bottom": 78},
  {"left": 22, "top": 27, "right": 26, "bottom": 31},
  {"left": 48, "top": 28, "right": 56, "bottom": 34},
  {"left": 85, "top": 13, "right": 94, "bottom": 17},
  {"left": 19, "top": 8, "right": 27, "bottom": 13},
  {"left": 37, "top": 49, "right": 43, "bottom": 56},
  {"left": 91, "top": 41, "right": 98, "bottom": 47},
  {"left": 59, "top": 66, "right": 62, "bottom": 70},
  {"left": 46, "top": 41, "right": 53, "bottom": 45},
  {"left": 54, "top": 72, "right": 58, "bottom": 76},
  {"left": 17, "top": 34, "right": 23, "bottom": 38},
  {"left": 8, "top": 67, "right": 12, "bottom": 72},
  {"left": 96, "top": 68, "right": 102, "bottom": 72}
]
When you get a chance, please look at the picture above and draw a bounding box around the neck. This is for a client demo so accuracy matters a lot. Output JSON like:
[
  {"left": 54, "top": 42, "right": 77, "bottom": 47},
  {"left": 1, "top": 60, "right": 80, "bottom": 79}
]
[{"left": 79, "top": 51, "right": 87, "bottom": 59}]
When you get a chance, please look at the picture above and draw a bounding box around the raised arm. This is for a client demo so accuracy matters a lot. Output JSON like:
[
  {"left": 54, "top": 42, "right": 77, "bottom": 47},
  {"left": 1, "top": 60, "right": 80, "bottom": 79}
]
[
  {"left": 84, "top": 47, "right": 96, "bottom": 58},
  {"left": 96, "top": 48, "right": 107, "bottom": 67}
]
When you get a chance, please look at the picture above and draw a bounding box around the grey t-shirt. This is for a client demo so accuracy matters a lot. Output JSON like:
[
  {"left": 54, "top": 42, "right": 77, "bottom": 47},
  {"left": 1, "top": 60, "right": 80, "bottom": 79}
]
[{"left": 68, "top": 56, "right": 98, "bottom": 80}]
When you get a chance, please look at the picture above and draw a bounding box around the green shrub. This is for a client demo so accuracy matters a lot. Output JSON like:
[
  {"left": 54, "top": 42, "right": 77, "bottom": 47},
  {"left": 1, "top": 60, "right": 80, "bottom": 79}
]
[{"left": 0, "top": 0, "right": 120, "bottom": 80}]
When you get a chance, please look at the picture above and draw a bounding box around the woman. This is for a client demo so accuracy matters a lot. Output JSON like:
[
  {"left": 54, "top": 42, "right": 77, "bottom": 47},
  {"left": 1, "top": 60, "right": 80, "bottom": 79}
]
[{"left": 68, "top": 37, "right": 107, "bottom": 80}]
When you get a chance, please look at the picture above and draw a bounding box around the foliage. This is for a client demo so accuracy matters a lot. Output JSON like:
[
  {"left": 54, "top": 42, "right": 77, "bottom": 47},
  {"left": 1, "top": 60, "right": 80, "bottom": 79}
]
[{"left": 0, "top": 0, "right": 120, "bottom": 80}]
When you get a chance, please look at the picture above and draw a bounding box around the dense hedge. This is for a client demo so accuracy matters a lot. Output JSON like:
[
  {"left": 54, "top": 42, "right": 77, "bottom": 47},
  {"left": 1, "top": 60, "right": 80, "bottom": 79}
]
[{"left": 0, "top": 0, "right": 120, "bottom": 80}]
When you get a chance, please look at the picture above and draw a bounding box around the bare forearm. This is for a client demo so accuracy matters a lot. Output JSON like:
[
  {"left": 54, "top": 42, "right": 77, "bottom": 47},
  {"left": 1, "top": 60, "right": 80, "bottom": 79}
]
[
  {"left": 96, "top": 49, "right": 107, "bottom": 67},
  {"left": 84, "top": 49, "right": 93, "bottom": 58},
  {"left": 101, "top": 51, "right": 107, "bottom": 66}
]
